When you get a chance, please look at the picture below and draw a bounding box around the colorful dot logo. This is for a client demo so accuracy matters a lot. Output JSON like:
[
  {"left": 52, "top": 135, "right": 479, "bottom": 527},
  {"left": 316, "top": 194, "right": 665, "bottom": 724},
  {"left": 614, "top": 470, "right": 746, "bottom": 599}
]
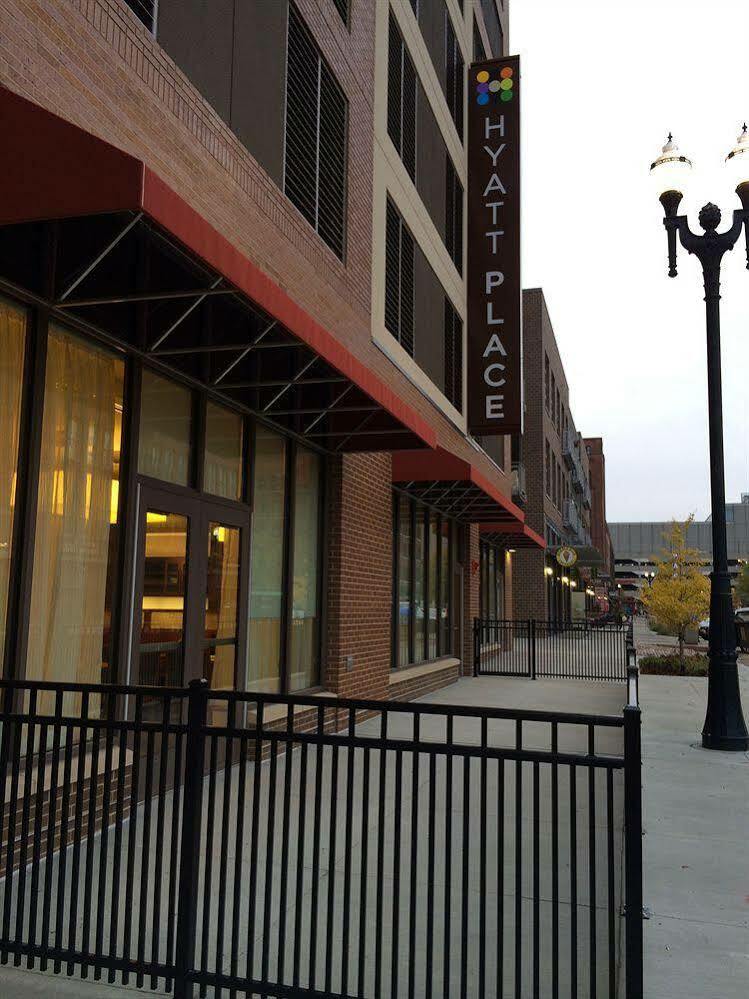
[{"left": 475, "top": 66, "right": 514, "bottom": 105}]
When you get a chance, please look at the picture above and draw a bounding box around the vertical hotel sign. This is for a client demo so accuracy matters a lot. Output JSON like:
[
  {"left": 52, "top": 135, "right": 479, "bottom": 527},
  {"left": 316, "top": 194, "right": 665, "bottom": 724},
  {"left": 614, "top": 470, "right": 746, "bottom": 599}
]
[{"left": 467, "top": 56, "right": 522, "bottom": 436}]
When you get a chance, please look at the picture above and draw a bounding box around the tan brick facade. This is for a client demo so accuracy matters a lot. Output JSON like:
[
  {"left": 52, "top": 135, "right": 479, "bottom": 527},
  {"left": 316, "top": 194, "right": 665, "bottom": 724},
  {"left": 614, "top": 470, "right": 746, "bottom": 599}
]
[{"left": 0, "top": 0, "right": 522, "bottom": 702}]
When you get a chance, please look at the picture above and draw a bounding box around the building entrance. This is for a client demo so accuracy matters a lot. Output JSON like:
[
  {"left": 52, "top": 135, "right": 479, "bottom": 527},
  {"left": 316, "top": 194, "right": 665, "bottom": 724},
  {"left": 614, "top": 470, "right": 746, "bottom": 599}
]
[{"left": 130, "top": 483, "right": 249, "bottom": 691}]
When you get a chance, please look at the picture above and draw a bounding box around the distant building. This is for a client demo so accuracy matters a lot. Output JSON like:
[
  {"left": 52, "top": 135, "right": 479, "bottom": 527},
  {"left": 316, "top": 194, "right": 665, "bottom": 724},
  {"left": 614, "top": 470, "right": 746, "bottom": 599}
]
[
  {"left": 584, "top": 438, "right": 615, "bottom": 585},
  {"left": 512, "top": 289, "right": 606, "bottom": 624},
  {"left": 609, "top": 496, "right": 749, "bottom": 602}
]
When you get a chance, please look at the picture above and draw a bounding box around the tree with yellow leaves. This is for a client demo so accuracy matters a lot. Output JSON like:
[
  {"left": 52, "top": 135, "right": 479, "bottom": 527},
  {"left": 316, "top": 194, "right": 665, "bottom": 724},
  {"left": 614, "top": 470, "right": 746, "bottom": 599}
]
[{"left": 641, "top": 517, "right": 711, "bottom": 672}]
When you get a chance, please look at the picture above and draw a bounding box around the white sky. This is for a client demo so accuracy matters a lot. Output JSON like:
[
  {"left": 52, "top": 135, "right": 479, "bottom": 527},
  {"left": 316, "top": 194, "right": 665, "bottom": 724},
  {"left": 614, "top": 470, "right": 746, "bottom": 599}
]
[{"left": 510, "top": 0, "right": 749, "bottom": 521}]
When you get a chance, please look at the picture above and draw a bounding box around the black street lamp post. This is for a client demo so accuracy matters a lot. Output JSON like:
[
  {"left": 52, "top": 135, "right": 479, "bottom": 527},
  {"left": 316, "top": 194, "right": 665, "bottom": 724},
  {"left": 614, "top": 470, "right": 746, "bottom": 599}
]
[{"left": 652, "top": 131, "right": 749, "bottom": 751}]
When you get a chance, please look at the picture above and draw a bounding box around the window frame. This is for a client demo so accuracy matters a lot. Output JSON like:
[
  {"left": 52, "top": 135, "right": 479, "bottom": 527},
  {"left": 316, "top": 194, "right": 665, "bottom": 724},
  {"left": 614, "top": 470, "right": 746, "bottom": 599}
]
[
  {"left": 0, "top": 297, "right": 329, "bottom": 697},
  {"left": 284, "top": 3, "right": 349, "bottom": 260},
  {"left": 392, "top": 490, "right": 456, "bottom": 669}
]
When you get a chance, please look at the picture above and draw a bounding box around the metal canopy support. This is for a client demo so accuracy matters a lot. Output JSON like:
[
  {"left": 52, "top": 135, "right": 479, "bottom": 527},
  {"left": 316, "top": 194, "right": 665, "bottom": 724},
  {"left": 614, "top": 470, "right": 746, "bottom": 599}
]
[
  {"left": 303, "top": 383, "right": 354, "bottom": 434},
  {"left": 211, "top": 320, "right": 277, "bottom": 385},
  {"left": 261, "top": 355, "right": 319, "bottom": 413},
  {"left": 58, "top": 287, "right": 236, "bottom": 309},
  {"left": 393, "top": 477, "right": 518, "bottom": 525},
  {"left": 150, "top": 275, "right": 224, "bottom": 351},
  {"left": 57, "top": 211, "right": 143, "bottom": 302}
]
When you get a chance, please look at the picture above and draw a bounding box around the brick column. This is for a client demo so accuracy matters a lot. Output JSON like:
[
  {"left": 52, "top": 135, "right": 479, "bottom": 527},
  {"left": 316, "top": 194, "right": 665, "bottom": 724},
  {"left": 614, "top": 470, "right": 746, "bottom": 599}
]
[
  {"left": 324, "top": 452, "right": 392, "bottom": 700},
  {"left": 462, "top": 523, "right": 481, "bottom": 676},
  {"left": 512, "top": 548, "right": 547, "bottom": 620}
]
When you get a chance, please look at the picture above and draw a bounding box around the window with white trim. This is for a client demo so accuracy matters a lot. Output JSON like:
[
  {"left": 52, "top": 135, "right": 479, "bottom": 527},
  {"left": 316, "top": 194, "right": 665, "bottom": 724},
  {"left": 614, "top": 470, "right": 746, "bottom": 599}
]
[{"left": 285, "top": 4, "right": 348, "bottom": 259}]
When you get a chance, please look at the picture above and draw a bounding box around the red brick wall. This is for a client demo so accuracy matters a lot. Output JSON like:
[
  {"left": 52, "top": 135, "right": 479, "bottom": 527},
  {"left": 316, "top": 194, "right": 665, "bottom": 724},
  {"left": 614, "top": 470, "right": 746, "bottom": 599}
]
[
  {"left": 325, "top": 453, "right": 392, "bottom": 699},
  {"left": 0, "top": 0, "right": 514, "bottom": 495},
  {"left": 0, "top": 0, "right": 517, "bottom": 704}
]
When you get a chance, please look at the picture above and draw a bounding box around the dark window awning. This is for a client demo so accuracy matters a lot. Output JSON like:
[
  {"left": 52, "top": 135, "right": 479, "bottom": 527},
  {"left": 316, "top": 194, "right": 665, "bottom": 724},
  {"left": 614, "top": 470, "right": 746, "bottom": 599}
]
[
  {"left": 0, "top": 86, "right": 436, "bottom": 454},
  {"left": 479, "top": 523, "right": 546, "bottom": 551},
  {"left": 392, "top": 447, "right": 526, "bottom": 526}
]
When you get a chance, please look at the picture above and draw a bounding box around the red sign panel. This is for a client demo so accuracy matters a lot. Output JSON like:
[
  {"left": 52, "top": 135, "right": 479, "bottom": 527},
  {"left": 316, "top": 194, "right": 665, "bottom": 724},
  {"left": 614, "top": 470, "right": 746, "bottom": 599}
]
[{"left": 467, "top": 56, "right": 522, "bottom": 436}]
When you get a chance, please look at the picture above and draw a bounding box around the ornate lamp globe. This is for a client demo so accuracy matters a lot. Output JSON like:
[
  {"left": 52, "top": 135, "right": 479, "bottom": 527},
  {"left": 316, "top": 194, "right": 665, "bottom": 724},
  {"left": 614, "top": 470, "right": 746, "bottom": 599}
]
[
  {"left": 726, "top": 123, "right": 749, "bottom": 208},
  {"left": 650, "top": 133, "right": 693, "bottom": 215}
]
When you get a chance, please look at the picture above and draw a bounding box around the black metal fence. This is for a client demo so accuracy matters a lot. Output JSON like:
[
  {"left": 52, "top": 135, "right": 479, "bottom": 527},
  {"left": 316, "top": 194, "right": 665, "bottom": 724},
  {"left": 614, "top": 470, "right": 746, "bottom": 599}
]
[
  {"left": 475, "top": 618, "right": 635, "bottom": 682},
  {"left": 0, "top": 677, "right": 643, "bottom": 998}
]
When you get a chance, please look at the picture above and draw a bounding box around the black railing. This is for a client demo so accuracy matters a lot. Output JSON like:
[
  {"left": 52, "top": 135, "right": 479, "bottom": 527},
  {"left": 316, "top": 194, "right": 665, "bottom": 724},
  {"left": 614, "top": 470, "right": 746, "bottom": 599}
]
[
  {"left": 475, "top": 618, "right": 633, "bottom": 682},
  {"left": 0, "top": 677, "right": 643, "bottom": 998}
]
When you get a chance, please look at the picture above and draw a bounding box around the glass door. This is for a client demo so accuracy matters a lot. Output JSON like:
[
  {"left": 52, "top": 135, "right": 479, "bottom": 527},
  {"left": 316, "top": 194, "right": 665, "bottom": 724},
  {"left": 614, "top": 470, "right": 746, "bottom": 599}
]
[
  {"left": 132, "top": 487, "right": 195, "bottom": 688},
  {"left": 131, "top": 486, "right": 250, "bottom": 692}
]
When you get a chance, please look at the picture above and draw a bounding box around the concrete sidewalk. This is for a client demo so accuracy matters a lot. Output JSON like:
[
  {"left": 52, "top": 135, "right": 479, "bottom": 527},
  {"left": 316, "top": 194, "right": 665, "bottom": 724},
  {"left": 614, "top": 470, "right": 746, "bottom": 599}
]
[{"left": 640, "top": 668, "right": 749, "bottom": 998}]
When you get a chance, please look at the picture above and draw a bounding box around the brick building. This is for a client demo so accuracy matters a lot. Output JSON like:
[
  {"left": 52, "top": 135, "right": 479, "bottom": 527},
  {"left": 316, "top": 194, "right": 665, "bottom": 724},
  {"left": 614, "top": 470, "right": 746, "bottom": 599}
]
[
  {"left": 0, "top": 0, "right": 541, "bottom": 703},
  {"left": 512, "top": 288, "right": 605, "bottom": 623},
  {"left": 584, "top": 437, "right": 615, "bottom": 596}
]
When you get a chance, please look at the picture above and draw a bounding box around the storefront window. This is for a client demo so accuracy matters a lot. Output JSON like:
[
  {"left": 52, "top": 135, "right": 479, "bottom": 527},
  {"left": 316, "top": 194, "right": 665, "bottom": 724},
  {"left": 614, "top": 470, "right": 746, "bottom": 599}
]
[
  {"left": 397, "top": 496, "right": 411, "bottom": 667},
  {"left": 204, "top": 402, "right": 244, "bottom": 500},
  {"left": 0, "top": 300, "right": 26, "bottom": 671},
  {"left": 26, "top": 326, "right": 124, "bottom": 706},
  {"left": 289, "top": 447, "right": 322, "bottom": 691},
  {"left": 138, "top": 370, "right": 192, "bottom": 486},
  {"left": 480, "top": 541, "right": 505, "bottom": 621},
  {"left": 393, "top": 494, "right": 455, "bottom": 668},
  {"left": 428, "top": 513, "right": 439, "bottom": 659},
  {"left": 440, "top": 521, "right": 450, "bottom": 651},
  {"left": 248, "top": 429, "right": 286, "bottom": 693},
  {"left": 414, "top": 504, "right": 426, "bottom": 659}
]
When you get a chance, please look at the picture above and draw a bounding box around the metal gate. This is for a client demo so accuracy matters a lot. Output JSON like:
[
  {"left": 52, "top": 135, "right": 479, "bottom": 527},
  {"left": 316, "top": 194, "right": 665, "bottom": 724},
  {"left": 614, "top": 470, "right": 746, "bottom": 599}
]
[
  {"left": 0, "top": 677, "right": 643, "bottom": 998},
  {"left": 475, "top": 618, "right": 632, "bottom": 682}
]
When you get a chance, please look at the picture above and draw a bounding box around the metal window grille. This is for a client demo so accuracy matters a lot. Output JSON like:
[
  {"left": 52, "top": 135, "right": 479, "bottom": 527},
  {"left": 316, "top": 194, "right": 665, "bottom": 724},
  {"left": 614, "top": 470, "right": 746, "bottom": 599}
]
[
  {"left": 445, "top": 155, "right": 464, "bottom": 274},
  {"left": 387, "top": 13, "right": 417, "bottom": 182},
  {"left": 123, "top": 0, "right": 155, "bottom": 32},
  {"left": 385, "top": 199, "right": 415, "bottom": 356},
  {"left": 285, "top": 4, "right": 348, "bottom": 259},
  {"left": 444, "top": 298, "right": 463, "bottom": 412},
  {"left": 445, "top": 16, "right": 464, "bottom": 140}
]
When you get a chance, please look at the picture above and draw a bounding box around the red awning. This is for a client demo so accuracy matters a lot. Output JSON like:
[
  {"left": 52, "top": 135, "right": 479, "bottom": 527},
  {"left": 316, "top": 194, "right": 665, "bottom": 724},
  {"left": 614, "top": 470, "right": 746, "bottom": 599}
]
[
  {"left": 479, "top": 523, "right": 547, "bottom": 551},
  {"left": 392, "top": 447, "right": 525, "bottom": 525},
  {"left": 0, "top": 86, "right": 436, "bottom": 453}
]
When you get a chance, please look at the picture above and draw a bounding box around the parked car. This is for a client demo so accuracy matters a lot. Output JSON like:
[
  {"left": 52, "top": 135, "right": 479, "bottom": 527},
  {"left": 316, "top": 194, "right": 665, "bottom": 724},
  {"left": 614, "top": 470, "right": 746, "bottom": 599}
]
[{"left": 697, "top": 608, "right": 749, "bottom": 651}]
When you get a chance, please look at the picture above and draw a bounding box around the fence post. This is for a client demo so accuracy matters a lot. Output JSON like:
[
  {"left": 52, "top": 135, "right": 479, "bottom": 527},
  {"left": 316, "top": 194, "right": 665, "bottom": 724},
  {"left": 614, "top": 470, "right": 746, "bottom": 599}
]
[
  {"left": 174, "top": 678, "right": 208, "bottom": 999},
  {"left": 530, "top": 619, "right": 537, "bottom": 680},
  {"left": 623, "top": 704, "right": 644, "bottom": 999}
]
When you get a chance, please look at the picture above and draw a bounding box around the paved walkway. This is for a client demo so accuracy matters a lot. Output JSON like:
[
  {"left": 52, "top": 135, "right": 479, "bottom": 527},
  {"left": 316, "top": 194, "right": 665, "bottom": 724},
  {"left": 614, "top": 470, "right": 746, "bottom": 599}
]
[
  {"left": 0, "top": 676, "right": 627, "bottom": 999},
  {"left": 640, "top": 668, "right": 749, "bottom": 998}
]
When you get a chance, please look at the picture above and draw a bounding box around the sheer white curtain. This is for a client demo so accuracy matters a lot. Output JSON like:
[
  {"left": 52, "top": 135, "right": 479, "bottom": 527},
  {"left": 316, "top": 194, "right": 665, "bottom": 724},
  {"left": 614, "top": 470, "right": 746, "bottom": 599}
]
[
  {"left": 26, "top": 325, "right": 123, "bottom": 712},
  {"left": 0, "top": 300, "right": 26, "bottom": 668}
]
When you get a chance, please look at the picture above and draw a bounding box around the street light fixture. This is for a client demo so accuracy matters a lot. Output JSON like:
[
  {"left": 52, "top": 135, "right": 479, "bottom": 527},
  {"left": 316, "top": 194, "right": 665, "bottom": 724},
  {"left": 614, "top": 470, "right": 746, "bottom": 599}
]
[{"left": 651, "top": 129, "right": 749, "bottom": 751}]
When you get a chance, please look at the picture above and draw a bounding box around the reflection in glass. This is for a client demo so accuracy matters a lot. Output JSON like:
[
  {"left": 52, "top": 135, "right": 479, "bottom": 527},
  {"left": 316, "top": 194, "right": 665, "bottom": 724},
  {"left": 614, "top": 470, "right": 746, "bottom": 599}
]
[
  {"left": 414, "top": 505, "right": 425, "bottom": 661},
  {"left": 138, "top": 370, "right": 192, "bottom": 486},
  {"left": 398, "top": 497, "right": 412, "bottom": 666},
  {"left": 289, "top": 447, "right": 321, "bottom": 691},
  {"left": 26, "top": 326, "right": 124, "bottom": 714},
  {"left": 428, "top": 513, "right": 438, "bottom": 659},
  {"left": 204, "top": 523, "right": 240, "bottom": 690},
  {"left": 0, "top": 300, "right": 25, "bottom": 673},
  {"left": 139, "top": 511, "right": 188, "bottom": 687},
  {"left": 248, "top": 430, "right": 286, "bottom": 692},
  {"left": 204, "top": 402, "right": 243, "bottom": 500}
]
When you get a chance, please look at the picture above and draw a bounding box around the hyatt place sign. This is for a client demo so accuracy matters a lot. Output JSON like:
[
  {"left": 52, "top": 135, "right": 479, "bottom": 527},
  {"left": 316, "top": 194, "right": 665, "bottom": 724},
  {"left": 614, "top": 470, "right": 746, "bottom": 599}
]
[{"left": 467, "top": 56, "right": 522, "bottom": 436}]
